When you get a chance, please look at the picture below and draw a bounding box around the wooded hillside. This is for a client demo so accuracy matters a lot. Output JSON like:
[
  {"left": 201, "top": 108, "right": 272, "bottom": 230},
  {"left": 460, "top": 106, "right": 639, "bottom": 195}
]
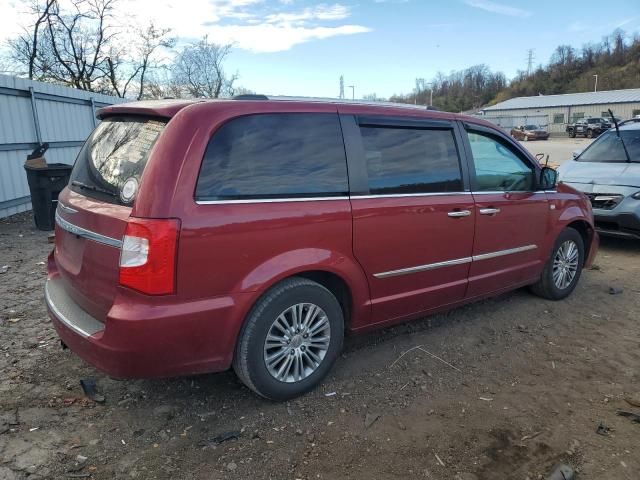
[{"left": 391, "top": 29, "right": 640, "bottom": 112}]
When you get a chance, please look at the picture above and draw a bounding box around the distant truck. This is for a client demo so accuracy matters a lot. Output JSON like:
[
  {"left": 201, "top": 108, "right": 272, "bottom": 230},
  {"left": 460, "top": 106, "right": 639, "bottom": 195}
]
[{"left": 566, "top": 117, "right": 610, "bottom": 138}]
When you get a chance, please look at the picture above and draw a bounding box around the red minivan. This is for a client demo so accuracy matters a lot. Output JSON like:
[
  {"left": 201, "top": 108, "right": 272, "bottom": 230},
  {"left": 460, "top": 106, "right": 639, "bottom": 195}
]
[{"left": 46, "top": 97, "right": 598, "bottom": 400}]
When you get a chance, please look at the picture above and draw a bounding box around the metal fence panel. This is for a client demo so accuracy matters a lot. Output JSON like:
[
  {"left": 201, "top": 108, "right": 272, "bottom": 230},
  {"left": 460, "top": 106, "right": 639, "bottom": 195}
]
[
  {"left": 478, "top": 114, "right": 549, "bottom": 134},
  {"left": 0, "top": 74, "right": 125, "bottom": 218}
]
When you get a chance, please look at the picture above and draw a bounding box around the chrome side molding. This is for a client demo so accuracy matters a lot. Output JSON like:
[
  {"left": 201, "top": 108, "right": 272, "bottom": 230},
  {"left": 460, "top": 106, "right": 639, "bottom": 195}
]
[
  {"left": 374, "top": 257, "right": 473, "bottom": 278},
  {"left": 472, "top": 244, "right": 537, "bottom": 261},
  {"left": 55, "top": 210, "right": 122, "bottom": 248},
  {"left": 373, "top": 244, "right": 538, "bottom": 279}
]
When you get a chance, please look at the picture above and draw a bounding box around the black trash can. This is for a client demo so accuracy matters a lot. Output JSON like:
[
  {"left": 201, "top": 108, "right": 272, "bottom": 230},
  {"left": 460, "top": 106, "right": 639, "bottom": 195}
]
[{"left": 24, "top": 163, "right": 73, "bottom": 231}]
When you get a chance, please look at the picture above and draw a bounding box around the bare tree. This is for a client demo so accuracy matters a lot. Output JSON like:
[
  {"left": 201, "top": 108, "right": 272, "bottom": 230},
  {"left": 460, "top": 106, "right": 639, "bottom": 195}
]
[
  {"left": 7, "top": 0, "right": 173, "bottom": 98},
  {"left": 171, "top": 36, "right": 238, "bottom": 98},
  {"left": 9, "top": 0, "right": 57, "bottom": 79},
  {"left": 106, "top": 23, "right": 174, "bottom": 99}
]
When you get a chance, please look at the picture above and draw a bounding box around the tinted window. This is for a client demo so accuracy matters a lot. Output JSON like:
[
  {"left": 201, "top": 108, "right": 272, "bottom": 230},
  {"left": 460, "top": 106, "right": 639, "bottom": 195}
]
[
  {"left": 196, "top": 114, "right": 348, "bottom": 200},
  {"left": 578, "top": 130, "right": 640, "bottom": 163},
  {"left": 467, "top": 131, "right": 534, "bottom": 191},
  {"left": 70, "top": 116, "right": 166, "bottom": 205},
  {"left": 359, "top": 126, "right": 462, "bottom": 194}
]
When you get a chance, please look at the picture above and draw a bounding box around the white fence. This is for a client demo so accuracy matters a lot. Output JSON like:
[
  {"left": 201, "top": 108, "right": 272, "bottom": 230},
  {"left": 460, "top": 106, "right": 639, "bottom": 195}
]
[{"left": 0, "top": 74, "right": 125, "bottom": 218}]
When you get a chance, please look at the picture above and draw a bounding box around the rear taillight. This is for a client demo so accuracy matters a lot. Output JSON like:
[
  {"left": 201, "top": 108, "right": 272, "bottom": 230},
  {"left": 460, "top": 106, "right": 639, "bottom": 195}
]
[{"left": 119, "top": 218, "right": 180, "bottom": 295}]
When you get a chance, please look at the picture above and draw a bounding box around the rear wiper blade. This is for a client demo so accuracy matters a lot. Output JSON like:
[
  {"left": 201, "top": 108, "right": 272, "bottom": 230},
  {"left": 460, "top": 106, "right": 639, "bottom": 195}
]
[{"left": 71, "top": 180, "right": 117, "bottom": 197}]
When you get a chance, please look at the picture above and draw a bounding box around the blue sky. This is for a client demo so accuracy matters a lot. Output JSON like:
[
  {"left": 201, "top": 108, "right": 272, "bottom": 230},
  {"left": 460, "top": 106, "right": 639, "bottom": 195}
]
[
  {"left": 2, "top": 0, "right": 639, "bottom": 98},
  {"left": 225, "top": 0, "right": 640, "bottom": 98}
]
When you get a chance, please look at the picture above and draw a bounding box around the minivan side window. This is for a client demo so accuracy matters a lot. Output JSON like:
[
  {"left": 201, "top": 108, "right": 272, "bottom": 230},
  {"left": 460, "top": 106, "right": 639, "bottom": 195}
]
[
  {"left": 196, "top": 113, "right": 348, "bottom": 200},
  {"left": 467, "top": 131, "right": 534, "bottom": 192},
  {"left": 359, "top": 126, "right": 463, "bottom": 194}
]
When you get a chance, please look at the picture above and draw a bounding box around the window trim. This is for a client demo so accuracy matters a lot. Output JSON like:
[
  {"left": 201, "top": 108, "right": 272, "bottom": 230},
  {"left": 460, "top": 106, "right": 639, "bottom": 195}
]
[
  {"left": 461, "top": 122, "right": 542, "bottom": 193},
  {"left": 341, "top": 114, "right": 468, "bottom": 197},
  {"left": 194, "top": 112, "right": 350, "bottom": 202}
]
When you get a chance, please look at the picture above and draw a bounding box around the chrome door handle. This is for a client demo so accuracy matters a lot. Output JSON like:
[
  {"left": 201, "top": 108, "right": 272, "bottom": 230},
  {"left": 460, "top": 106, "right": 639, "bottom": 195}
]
[
  {"left": 447, "top": 210, "right": 471, "bottom": 218},
  {"left": 479, "top": 208, "right": 501, "bottom": 215}
]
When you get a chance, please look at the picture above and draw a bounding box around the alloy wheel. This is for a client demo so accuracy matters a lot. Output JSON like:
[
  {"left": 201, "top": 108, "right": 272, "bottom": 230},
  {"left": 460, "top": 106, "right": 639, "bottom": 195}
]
[
  {"left": 552, "top": 240, "right": 579, "bottom": 290},
  {"left": 263, "top": 303, "right": 331, "bottom": 383}
]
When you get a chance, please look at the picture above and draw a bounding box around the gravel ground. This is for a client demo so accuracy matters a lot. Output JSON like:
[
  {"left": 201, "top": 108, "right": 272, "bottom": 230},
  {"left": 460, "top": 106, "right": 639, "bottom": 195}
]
[{"left": 1, "top": 212, "right": 639, "bottom": 480}]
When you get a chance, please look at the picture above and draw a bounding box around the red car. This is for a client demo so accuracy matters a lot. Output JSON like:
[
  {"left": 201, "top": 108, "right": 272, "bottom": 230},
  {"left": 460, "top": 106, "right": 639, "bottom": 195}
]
[
  {"left": 510, "top": 124, "right": 550, "bottom": 141},
  {"left": 46, "top": 97, "right": 598, "bottom": 400}
]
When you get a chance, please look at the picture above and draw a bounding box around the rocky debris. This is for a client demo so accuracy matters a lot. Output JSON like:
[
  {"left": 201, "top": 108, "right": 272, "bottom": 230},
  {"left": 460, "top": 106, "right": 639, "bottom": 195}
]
[
  {"left": 546, "top": 464, "right": 575, "bottom": 480},
  {"left": 609, "top": 286, "right": 623, "bottom": 295},
  {"left": 596, "top": 422, "right": 611, "bottom": 436}
]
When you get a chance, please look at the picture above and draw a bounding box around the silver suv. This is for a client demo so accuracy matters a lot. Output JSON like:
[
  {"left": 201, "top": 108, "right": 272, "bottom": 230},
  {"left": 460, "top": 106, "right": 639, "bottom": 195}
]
[{"left": 557, "top": 120, "right": 640, "bottom": 239}]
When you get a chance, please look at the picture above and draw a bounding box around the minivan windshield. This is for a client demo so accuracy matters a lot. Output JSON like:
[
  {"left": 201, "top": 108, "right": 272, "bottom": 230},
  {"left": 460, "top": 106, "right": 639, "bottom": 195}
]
[
  {"left": 69, "top": 116, "right": 166, "bottom": 205},
  {"left": 524, "top": 125, "right": 539, "bottom": 130},
  {"left": 577, "top": 129, "right": 640, "bottom": 163}
]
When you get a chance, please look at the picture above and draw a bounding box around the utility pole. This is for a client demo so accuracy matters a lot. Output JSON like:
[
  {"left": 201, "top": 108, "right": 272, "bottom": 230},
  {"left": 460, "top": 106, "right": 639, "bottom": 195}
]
[
  {"left": 526, "top": 49, "right": 535, "bottom": 76},
  {"left": 593, "top": 74, "right": 598, "bottom": 92},
  {"left": 348, "top": 85, "right": 355, "bottom": 100},
  {"left": 339, "top": 75, "right": 344, "bottom": 99}
]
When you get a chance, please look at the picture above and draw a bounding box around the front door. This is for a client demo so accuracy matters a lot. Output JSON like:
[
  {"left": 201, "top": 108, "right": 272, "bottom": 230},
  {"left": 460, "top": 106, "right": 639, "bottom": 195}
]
[
  {"left": 462, "top": 126, "right": 549, "bottom": 298},
  {"left": 344, "top": 115, "right": 475, "bottom": 325}
]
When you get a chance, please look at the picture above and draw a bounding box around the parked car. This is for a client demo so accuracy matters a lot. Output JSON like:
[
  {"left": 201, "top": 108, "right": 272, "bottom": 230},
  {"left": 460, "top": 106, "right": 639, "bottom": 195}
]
[
  {"left": 566, "top": 117, "right": 610, "bottom": 138},
  {"left": 46, "top": 97, "right": 598, "bottom": 400},
  {"left": 557, "top": 119, "right": 640, "bottom": 239},
  {"left": 510, "top": 124, "right": 549, "bottom": 141}
]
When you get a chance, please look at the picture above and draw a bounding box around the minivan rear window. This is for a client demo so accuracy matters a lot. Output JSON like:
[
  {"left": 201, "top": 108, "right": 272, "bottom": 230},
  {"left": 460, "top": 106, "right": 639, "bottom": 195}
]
[
  {"left": 196, "top": 113, "right": 348, "bottom": 200},
  {"left": 69, "top": 116, "right": 166, "bottom": 205}
]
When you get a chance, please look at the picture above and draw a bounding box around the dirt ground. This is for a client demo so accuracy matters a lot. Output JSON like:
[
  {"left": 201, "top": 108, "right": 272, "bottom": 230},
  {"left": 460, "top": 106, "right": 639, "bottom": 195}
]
[{"left": 1, "top": 212, "right": 639, "bottom": 480}]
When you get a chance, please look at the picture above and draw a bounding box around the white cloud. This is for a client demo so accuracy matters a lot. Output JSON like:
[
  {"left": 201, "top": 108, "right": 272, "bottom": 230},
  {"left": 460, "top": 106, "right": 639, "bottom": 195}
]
[
  {"left": 464, "top": 0, "right": 531, "bottom": 18},
  {"left": 0, "top": 0, "right": 371, "bottom": 56},
  {"left": 120, "top": 0, "right": 369, "bottom": 53},
  {"left": 265, "top": 4, "right": 351, "bottom": 24},
  {"left": 207, "top": 23, "right": 371, "bottom": 52}
]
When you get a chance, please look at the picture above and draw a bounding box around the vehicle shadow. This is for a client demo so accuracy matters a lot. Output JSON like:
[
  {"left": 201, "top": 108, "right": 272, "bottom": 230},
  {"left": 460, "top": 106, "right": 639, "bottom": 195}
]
[{"left": 597, "top": 235, "right": 640, "bottom": 253}]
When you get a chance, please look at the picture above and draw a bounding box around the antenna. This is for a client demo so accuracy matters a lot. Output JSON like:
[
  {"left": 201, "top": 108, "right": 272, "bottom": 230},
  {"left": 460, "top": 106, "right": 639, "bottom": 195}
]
[
  {"left": 526, "top": 49, "right": 535, "bottom": 76},
  {"left": 339, "top": 75, "right": 345, "bottom": 99}
]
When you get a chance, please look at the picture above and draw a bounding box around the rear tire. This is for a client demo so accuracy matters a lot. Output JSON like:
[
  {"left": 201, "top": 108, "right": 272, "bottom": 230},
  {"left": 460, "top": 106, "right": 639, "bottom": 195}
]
[
  {"left": 568, "top": 129, "right": 575, "bottom": 138},
  {"left": 233, "top": 277, "right": 344, "bottom": 401},
  {"left": 530, "top": 228, "right": 585, "bottom": 300},
  {"left": 587, "top": 129, "right": 593, "bottom": 138}
]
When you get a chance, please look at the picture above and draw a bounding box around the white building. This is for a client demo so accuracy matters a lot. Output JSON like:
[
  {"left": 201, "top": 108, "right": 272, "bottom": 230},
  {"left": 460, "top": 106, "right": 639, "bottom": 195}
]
[{"left": 480, "top": 88, "right": 640, "bottom": 135}]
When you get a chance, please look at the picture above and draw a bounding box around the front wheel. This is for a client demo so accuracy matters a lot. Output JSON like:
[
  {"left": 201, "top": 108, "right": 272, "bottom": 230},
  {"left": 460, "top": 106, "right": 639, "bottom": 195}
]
[
  {"left": 530, "top": 228, "right": 585, "bottom": 300},
  {"left": 233, "top": 277, "right": 344, "bottom": 401},
  {"left": 586, "top": 129, "right": 594, "bottom": 138}
]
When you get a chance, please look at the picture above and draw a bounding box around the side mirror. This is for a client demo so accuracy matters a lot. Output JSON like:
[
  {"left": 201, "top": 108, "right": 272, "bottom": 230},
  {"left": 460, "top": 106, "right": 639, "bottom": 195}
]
[
  {"left": 539, "top": 166, "right": 558, "bottom": 190},
  {"left": 571, "top": 149, "right": 582, "bottom": 159}
]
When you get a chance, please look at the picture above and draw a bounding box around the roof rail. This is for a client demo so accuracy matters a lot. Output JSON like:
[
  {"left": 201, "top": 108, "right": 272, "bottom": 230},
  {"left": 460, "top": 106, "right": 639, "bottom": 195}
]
[{"left": 233, "top": 94, "right": 269, "bottom": 100}]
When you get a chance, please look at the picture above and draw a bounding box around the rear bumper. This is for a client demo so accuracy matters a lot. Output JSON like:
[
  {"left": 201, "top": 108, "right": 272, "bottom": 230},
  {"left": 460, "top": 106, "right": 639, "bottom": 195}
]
[{"left": 46, "top": 275, "right": 254, "bottom": 378}]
